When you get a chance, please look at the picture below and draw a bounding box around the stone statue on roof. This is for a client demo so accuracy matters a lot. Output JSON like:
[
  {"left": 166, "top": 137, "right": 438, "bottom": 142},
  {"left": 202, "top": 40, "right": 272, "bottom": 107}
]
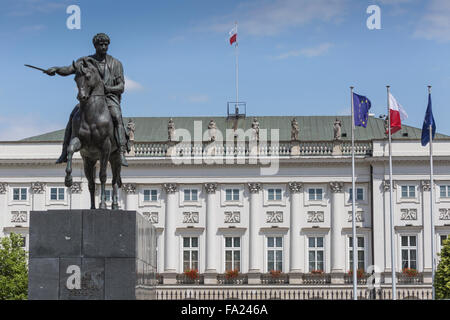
[
  {"left": 251, "top": 117, "right": 260, "bottom": 141},
  {"left": 291, "top": 118, "right": 299, "bottom": 141},
  {"left": 334, "top": 118, "right": 342, "bottom": 140},
  {"left": 168, "top": 118, "right": 175, "bottom": 141},
  {"left": 208, "top": 119, "right": 216, "bottom": 141}
]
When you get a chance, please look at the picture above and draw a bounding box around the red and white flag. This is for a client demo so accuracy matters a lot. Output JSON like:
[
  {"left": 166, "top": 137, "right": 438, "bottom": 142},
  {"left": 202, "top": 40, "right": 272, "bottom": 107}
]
[
  {"left": 387, "top": 92, "right": 408, "bottom": 134},
  {"left": 229, "top": 25, "right": 237, "bottom": 45}
]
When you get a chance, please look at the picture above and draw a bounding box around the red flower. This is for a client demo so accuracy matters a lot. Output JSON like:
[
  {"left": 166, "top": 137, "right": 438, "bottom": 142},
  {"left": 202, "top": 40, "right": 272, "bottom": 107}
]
[
  {"left": 310, "top": 269, "right": 324, "bottom": 275},
  {"left": 348, "top": 269, "right": 365, "bottom": 279},
  {"left": 184, "top": 269, "right": 199, "bottom": 280},
  {"left": 225, "top": 269, "right": 239, "bottom": 279},
  {"left": 270, "top": 270, "right": 282, "bottom": 278},
  {"left": 402, "top": 268, "right": 418, "bottom": 277}
]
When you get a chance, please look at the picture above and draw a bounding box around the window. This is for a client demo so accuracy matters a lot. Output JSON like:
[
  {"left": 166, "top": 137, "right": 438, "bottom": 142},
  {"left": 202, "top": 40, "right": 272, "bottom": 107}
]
[
  {"left": 184, "top": 189, "right": 198, "bottom": 201},
  {"left": 105, "top": 189, "right": 111, "bottom": 202},
  {"left": 13, "top": 188, "right": 27, "bottom": 201},
  {"left": 225, "top": 237, "right": 241, "bottom": 272},
  {"left": 50, "top": 187, "right": 65, "bottom": 201},
  {"left": 225, "top": 189, "right": 239, "bottom": 201},
  {"left": 440, "top": 185, "right": 450, "bottom": 198},
  {"left": 308, "top": 237, "right": 324, "bottom": 272},
  {"left": 349, "top": 188, "right": 364, "bottom": 201},
  {"left": 183, "top": 237, "right": 199, "bottom": 271},
  {"left": 441, "top": 234, "right": 449, "bottom": 247},
  {"left": 349, "top": 236, "right": 365, "bottom": 270},
  {"left": 401, "top": 185, "right": 416, "bottom": 198},
  {"left": 267, "top": 237, "right": 283, "bottom": 271},
  {"left": 401, "top": 235, "right": 417, "bottom": 270},
  {"left": 144, "top": 189, "right": 157, "bottom": 202},
  {"left": 308, "top": 188, "right": 323, "bottom": 201},
  {"left": 268, "top": 188, "right": 282, "bottom": 201}
]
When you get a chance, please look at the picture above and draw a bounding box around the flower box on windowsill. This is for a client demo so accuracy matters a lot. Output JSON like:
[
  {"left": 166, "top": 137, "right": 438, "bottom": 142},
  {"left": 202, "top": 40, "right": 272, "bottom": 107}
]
[{"left": 261, "top": 271, "right": 289, "bottom": 284}]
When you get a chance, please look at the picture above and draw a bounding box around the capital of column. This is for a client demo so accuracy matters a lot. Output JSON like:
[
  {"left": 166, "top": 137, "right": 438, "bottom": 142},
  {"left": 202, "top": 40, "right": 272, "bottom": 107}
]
[
  {"left": 288, "top": 182, "right": 303, "bottom": 193},
  {"left": 204, "top": 183, "right": 218, "bottom": 194},
  {"left": 248, "top": 183, "right": 261, "bottom": 194},
  {"left": 329, "top": 182, "right": 344, "bottom": 193},
  {"left": 421, "top": 180, "right": 431, "bottom": 192},
  {"left": 31, "top": 182, "right": 46, "bottom": 194},
  {"left": 69, "top": 182, "right": 82, "bottom": 194},
  {"left": 382, "top": 180, "right": 397, "bottom": 192},
  {"left": 123, "top": 183, "right": 137, "bottom": 194},
  {"left": 0, "top": 182, "right": 8, "bottom": 194},
  {"left": 163, "top": 183, "right": 178, "bottom": 194}
]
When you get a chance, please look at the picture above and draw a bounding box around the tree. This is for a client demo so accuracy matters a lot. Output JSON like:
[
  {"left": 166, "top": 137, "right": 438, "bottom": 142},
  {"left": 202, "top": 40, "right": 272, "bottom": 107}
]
[
  {"left": 435, "top": 238, "right": 450, "bottom": 299},
  {"left": 0, "top": 233, "right": 28, "bottom": 300}
]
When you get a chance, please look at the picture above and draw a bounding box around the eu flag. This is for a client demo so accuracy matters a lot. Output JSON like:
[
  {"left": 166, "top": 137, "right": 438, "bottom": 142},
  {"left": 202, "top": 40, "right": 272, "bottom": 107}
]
[
  {"left": 353, "top": 93, "right": 371, "bottom": 128},
  {"left": 421, "top": 93, "right": 436, "bottom": 146}
]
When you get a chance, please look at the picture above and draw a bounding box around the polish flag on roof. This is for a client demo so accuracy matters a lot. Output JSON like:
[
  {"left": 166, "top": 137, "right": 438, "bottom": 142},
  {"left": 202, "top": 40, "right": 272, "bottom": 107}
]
[
  {"left": 229, "top": 25, "right": 237, "bottom": 45},
  {"left": 387, "top": 92, "right": 408, "bottom": 135}
]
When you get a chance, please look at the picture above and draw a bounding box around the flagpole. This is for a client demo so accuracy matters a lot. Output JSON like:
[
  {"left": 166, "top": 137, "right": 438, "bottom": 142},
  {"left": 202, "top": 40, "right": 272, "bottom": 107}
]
[
  {"left": 387, "top": 85, "right": 397, "bottom": 300},
  {"left": 350, "top": 86, "right": 358, "bottom": 300},
  {"left": 428, "top": 85, "right": 436, "bottom": 300},
  {"left": 235, "top": 21, "right": 239, "bottom": 114}
]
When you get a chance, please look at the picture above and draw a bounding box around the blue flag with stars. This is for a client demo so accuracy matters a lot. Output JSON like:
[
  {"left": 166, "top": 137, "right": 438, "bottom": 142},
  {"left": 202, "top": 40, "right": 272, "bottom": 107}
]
[
  {"left": 353, "top": 93, "right": 371, "bottom": 128},
  {"left": 421, "top": 93, "right": 436, "bottom": 146}
]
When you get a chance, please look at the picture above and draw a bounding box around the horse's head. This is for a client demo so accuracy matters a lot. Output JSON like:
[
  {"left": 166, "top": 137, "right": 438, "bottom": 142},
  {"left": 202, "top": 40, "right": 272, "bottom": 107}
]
[{"left": 73, "top": 58, "right": 101, "bottom": 102}]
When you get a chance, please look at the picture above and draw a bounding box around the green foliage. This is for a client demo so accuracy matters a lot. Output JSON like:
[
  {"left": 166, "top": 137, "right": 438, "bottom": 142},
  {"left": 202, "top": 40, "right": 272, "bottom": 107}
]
[
  {"left": 0, "top": 233, "right": 28, "bottom": 300},
  {"left": 435, "top": 238, "right": 450, "bottom": 299}
]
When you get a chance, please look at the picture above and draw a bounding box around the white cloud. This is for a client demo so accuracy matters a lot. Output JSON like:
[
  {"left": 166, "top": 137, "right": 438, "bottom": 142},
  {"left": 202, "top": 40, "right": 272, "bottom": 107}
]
[
  {"left": 275, "top": 43, "right": 333, "bottom": 59},
  {"left": 7, "top": 0, "right": 68, "bottom": 16},
  {"left": 0, "top": 114, "right": 62, "bottom": 141},
  {"left": 414, "top": 0, "right": 450, "bottom": 42},
  {"left": 124, "top": 76, "right": 144, "bottom": 92},
  {"left": 200, "top": 0, "right": 347, "bottom": 36}
]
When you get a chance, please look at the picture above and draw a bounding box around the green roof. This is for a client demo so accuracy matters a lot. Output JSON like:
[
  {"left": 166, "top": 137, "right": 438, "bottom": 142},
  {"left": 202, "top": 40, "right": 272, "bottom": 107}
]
[{"left": 20, "top": 116, "right": 450, "bottom": 142}]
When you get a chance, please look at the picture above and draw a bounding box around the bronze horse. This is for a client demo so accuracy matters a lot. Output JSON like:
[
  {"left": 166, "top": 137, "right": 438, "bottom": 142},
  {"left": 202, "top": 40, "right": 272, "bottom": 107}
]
[{"left": 64, "top": 57, "right": 122, "bottom": 209}]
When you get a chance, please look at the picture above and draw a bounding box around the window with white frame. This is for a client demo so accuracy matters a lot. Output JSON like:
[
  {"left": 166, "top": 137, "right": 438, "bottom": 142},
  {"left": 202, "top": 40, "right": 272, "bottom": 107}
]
[
  {"left": 50, "top": 187, "right": 65, "bottom": 201},
  {"left": 308, "top": 188, "right": 323, "bottom": 201},
  {"left": 440, "top": 185, "right": 450, "bottom": 198},
  {"left": 439, "top": 234, "right": 449, "bottom": 254},
  {"left": 401, "top": 185, "right": 416, "bottom": 199},
  {"left": 349, "top": 236, "right": 365, "bottom": 270},
  {"left": 144, "top": 189, "right": 158, "bottom": 202},
  {"left": 184, "top": 189, "right": 198, "bottom": 202},
  {"left": 12, "top": 188, "right": 27, "bottom": 201},
  {"left": 183, "top": 237, "right": 199, "bottom": 271},
  {"left": 268, "top": 188, "right": 282, "bottom": 201},
  {"left": 267, "top": 236, "right": 283, "bottom": 271},
  {"left": 349, "top": 188, "right": 364, "bottom": 201},
  {"left": 401, "top": 235, "right": 417, "bottom": 270},
  {"left": 225, "top": 188, "right": 239, "bottom": 201},
  {"left": 308, "top": 237, "right": 324, "bottom": 272},
  {"left": 225, "top": 237, "right": 241, "bottom": 272}
]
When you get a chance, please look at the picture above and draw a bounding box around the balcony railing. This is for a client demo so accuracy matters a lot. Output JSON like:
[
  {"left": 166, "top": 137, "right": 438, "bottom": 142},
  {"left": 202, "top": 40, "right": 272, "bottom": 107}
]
[
  {"left": 132, "top": 141, "right": 373, "bottom": 158},
  {"left": 397, "top": 272, "right": 423, "bottom": 284},
  {"left": 217, "top": 274, "right": 248, "bottom": 285},
  {"left": 261, "top": 273, "right": 289, "bottom": 284},
  {"left": 344, "top": 274, "right": 370, "bottom": 285},
  {"left": 302, "top": 273, "right": 332, "bottom": 285},
  {"left": 176, "top": 273, "right": 204, "bottom": 285}
]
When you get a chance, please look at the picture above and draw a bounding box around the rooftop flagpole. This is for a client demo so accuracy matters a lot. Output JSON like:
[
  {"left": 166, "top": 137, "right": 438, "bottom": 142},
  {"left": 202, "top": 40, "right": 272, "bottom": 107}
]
[
  {"left": 350, "top": 86, "right": 358, "bottom": 300},
  {"left": 387, "top": 85, "right": 397, "bottom": 300},
  {"left": 235, "top": 21, "right": 239, "bottom": 114},
  {"left": 428, "top": 85, "right": 436, "bottom": 300}
]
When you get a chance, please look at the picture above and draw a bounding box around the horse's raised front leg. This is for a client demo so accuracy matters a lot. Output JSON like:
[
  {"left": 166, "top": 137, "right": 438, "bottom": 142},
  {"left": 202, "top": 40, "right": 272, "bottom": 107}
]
[
  {"left": 99, "top": 139, "right": 112, "bottom": 210},
  {"left": 65, "top": 137, "right": 81, "bottom": 187}
]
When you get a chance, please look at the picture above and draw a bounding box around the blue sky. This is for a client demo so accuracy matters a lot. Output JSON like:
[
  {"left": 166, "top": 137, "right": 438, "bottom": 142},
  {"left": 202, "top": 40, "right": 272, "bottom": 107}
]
[{"left": 1, "top": 0, "right": 450, "bottom": 140}]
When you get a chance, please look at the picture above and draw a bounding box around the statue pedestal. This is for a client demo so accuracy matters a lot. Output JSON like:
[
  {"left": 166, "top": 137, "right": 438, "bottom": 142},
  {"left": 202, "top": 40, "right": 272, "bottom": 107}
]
[
  {"left": 28, "top": 210, "right": 157, "bottom": 300},
  {"left": 332, "top": 141, "right": 342, "bottom": 156}
]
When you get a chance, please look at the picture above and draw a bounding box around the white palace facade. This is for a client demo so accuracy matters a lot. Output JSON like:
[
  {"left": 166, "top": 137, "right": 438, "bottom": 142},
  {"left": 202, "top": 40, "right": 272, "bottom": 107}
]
[{"left": 0, "top": 115, "right": 449, "bottom": 299}]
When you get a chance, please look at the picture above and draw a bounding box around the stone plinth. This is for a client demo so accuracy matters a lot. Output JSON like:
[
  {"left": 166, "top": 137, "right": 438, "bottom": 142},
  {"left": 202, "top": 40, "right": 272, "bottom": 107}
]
[{"left": 28, "top": 210, "right": 157, "bottom": 300}]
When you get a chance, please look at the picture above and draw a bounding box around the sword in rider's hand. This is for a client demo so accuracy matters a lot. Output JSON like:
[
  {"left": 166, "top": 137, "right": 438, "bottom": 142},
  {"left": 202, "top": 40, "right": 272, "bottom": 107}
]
[{"left": 24, "top": 64, "right": 48, "bottom": 73}]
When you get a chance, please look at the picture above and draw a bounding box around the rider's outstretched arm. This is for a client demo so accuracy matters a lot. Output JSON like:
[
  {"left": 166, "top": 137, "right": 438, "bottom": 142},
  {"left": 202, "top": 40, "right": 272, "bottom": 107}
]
[{"left": 44, "top": 64, "right": 75, "bottom": 76}]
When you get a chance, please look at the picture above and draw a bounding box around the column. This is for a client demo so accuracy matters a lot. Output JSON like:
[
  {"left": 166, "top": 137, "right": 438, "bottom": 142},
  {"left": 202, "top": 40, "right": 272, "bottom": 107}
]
[
  {"left": 0, "top": 183, "right": 7, "bottom": 237},
  {"left": 163, "top": 183, "right": 178, "bottom": 284},
  {"left": 372, "top": 177, "right": 386, "bottom": 281},
  {"left": 288, "top": 182, "right": 304, "bottom": 284},
  {"left": 69, "top": 182, "right": 83, "bottom": 210},
  {"left": 382, "top": 179, "right": 394, "bottom": 283},
  {"left": 330, "top": 181, "right": 345, "bottom": 284},
  {"left": 421, "top": 180, "right": 433, "bottom": 283},
  {"left": 248, "top": 182, "right": 261, "bottom": 284},
  {"left": 123, "top": 183, "right": 137, "bottom": 211},
  {"left": 204, "top": 183, "right": 218, "bottom": 284},
  {"left": 31, "top": 182, "right": 46, "bottom": 211}
]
